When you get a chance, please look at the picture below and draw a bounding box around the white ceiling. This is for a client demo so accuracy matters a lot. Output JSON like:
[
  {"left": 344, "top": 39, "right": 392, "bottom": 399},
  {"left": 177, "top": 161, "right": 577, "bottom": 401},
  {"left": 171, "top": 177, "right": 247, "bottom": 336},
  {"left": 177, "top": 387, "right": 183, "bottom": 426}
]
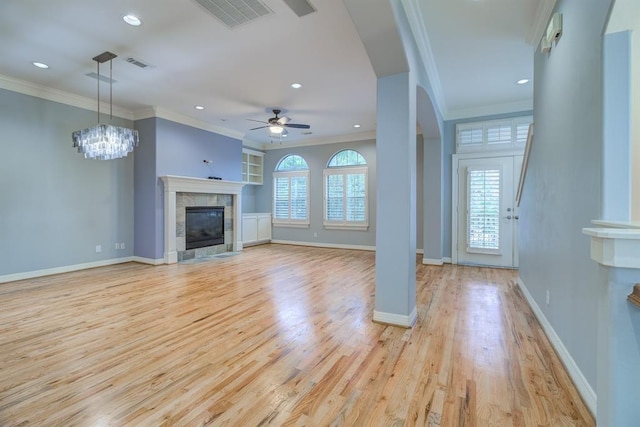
[{"left": 0, "top": 0, "right": 543, "bottom": 148}]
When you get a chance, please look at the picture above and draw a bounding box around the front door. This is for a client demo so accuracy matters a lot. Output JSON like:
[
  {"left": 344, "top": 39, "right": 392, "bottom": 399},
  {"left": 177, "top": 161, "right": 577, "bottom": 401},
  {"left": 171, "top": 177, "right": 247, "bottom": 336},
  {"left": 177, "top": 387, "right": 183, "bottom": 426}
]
[{"left": 456, "top": 156, "right": 518, "bottom": 267}]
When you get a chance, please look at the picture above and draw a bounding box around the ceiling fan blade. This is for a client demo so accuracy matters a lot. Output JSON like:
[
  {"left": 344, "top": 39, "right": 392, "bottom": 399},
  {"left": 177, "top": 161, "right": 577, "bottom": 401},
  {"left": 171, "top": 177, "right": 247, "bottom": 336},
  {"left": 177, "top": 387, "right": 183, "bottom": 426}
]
[
  {"left": 249, "top": 125, "right": 269, "bottom": 131},
  {"left": 284, "top": 123, "right": 310, "bottom": 129},
  {"left": 247, "top": 119, "right": 268, "bottom": 124}
]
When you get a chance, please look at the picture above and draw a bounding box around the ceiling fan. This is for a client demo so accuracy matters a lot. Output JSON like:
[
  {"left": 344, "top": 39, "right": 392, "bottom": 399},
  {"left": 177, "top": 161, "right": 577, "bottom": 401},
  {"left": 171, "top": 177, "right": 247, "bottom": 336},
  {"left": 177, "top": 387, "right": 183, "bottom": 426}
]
[{"left": 247, "top": 109, "right": 310, "bottom": 135}]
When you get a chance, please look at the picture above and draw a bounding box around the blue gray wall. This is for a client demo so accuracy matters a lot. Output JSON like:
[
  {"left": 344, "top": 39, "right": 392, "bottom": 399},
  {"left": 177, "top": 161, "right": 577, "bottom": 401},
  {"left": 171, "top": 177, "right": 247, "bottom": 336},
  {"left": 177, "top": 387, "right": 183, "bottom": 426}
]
[
  {"left": 133, "top": 117, "right": 243, "bottom": 260},
  {"left": 0, "top": 88, "right": 134, "bottom": 277},
  {"left": 519, "top": 0, "right": 612, "bottom": 392},
  {"left": 603, "top": 31, "right": 632, "bottom": 220},
  {"left": 255, "top": 139, "right": 377, "bottom": 248}
]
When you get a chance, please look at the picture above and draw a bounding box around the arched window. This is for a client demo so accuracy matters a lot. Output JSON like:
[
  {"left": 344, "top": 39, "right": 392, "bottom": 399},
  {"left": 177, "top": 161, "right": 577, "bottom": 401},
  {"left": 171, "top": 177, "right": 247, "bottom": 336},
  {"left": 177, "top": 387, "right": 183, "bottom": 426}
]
[
  {"left": 324, "top": 150, "right": 368, "bottom": 229},
  {"left": 273, "top": 155, "right": 310, "bottom": 226}
]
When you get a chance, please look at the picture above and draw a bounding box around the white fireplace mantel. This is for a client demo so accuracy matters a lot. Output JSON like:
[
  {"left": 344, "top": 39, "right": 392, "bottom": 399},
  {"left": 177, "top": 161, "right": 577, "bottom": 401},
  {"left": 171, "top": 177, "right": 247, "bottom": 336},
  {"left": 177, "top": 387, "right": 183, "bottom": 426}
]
[{"left": 160, "top": 175, "right": 245, "bottom": 264}]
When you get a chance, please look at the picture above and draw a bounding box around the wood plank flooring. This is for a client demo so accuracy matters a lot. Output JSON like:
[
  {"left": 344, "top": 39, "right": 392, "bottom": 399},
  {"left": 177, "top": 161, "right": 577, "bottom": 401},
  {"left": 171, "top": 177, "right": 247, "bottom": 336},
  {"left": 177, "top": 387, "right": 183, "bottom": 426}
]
[{"left": 0, "top": 244, "right": 593, "bottom": 426}]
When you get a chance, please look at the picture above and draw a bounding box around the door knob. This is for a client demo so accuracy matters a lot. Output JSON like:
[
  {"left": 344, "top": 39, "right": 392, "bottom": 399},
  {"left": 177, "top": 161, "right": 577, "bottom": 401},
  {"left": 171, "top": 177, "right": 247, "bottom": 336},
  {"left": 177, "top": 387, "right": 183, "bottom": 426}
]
[
  {"left": 514, "top": 215, "right": 519, "bottom": 220},
  {"left": 504, "top": 215, "right": 512, "bottom": 220}
]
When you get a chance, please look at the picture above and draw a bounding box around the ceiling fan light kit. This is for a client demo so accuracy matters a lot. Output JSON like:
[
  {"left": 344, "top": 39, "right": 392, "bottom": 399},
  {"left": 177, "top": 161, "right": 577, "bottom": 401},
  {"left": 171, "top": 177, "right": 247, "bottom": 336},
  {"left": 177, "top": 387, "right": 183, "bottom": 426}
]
[{"left": 248, "top": 109, "right": 310, "bottom": 138}]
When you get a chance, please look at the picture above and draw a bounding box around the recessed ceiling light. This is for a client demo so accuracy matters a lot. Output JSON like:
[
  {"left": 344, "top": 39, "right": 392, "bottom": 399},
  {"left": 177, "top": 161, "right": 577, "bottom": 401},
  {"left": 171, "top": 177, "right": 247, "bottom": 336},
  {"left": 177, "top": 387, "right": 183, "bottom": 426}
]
[
  {"left": 123, "top": 14, "right": 142, "bottom": 26},
  {"left": 517, "top": 79, "right": 529, "bottom": 85},
  {"left": 290, "top": 83, "right": 302, "bottom": 89},
  {"left": 194, "top": 105, "right": 205, "bottom": 110},
  {"left": 353, "top": 124, "right": 361, "bottom": 128},
  {"left": 32, "top": 62, "right": 49, "bottom": 69}
]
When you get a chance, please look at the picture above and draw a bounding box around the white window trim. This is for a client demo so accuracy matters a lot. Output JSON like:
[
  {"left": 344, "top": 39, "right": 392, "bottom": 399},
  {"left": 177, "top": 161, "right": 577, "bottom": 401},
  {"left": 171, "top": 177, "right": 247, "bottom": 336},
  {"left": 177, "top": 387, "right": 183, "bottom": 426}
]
[
  {"left": 323, "top": 166, "right": 369, "bottom": 230},
  {"left": 272, "top": 170, "right": 310, "bottom": 227}
]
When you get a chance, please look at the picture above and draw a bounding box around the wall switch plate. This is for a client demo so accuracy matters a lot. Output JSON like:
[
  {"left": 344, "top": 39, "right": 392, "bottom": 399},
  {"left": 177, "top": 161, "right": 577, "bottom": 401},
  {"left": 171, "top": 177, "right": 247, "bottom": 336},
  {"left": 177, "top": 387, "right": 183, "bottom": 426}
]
[
  {"left": 120, "top": 243, "right": 125, "bottom": 250},
  {"left": 96, "top": 245, "right": 102, "bottom": 253}
]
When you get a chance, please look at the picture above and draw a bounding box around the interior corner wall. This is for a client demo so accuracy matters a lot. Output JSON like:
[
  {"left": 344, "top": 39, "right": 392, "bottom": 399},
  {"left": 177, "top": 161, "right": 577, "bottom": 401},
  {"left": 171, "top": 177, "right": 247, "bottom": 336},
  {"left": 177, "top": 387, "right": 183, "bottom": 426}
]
[
  {"left": 519, "top": 0, "right": 612, "bottom": 393},
  {"left": 632, "top": 27, "right": 640, "bottom": 220},
  {"left": 241, "top": 185, "right": 257, "bottom": 213},
  {"left": 133, "top": 117, "right": 158, "bottom": 260},
  {"left": 423, "top": 137, "right": 442, "bottom": 261},
  {"left": 416, "top": 135, "right": 424, "bottom": 251},
  {"left": 0, "top": 88, "right": 135, "bottom": 277},
  {"left": 603, "top": 31, "right": 632, "bottom": 220}
]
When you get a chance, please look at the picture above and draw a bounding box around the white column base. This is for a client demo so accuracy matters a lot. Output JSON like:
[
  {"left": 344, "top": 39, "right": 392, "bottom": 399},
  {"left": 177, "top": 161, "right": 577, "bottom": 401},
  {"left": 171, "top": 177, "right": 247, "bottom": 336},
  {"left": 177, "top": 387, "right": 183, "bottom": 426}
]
[{"left": 373, "top": 307, "right": 417, "bottom": 328}]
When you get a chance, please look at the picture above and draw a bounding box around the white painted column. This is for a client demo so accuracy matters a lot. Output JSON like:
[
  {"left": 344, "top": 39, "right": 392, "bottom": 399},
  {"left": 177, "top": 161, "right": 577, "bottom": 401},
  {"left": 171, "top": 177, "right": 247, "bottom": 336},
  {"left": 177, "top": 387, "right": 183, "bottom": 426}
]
[{"left": 373, "top": 72, "right": 417, "bottom": 327}]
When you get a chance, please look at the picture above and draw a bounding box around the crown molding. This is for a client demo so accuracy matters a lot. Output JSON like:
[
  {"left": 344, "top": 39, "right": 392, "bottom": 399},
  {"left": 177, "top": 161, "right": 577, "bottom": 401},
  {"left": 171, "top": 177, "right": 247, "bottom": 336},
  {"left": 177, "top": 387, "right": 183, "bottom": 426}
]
[
  {"left": 0, "top": 73, "right": 135, "bottom": 120},
  {"left": 400, "top": 0, "right": 447, "bottom": 116},
  {"left": 526, "top": 0, "right": 557, "bottom": 47},
  {"left": 241, "top": 139, "right": 265, "bottom": 150},
  {"left": 445, "top": 99, "right": 533, "bottom": 121},
  {"left": 259, "top": 130, "right": 377, "bottom": 150},
  {"left": 134, "top": 107, "right": 245, "bottom": 140}
]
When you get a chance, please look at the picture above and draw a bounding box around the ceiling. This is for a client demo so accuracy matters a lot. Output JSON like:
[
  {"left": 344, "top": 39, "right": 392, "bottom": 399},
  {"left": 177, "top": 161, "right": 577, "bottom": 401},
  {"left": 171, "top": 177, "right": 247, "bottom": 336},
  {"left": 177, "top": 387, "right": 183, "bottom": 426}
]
[{"left": 0, "top": 0, "right": 545, "bottom": 148}]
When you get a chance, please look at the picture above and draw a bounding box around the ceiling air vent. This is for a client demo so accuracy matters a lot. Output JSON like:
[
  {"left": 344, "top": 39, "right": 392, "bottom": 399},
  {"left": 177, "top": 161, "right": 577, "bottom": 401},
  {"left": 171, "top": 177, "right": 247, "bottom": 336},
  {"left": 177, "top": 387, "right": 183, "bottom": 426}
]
[
  {"left": 125, "top": 56, "right": 154, "bottom": 69},
  {"left": 282, "top": 0, "right": 316, "bottom": 17},
  {"left": 193, "top": 0, "right": 273, "bottom": 29}
]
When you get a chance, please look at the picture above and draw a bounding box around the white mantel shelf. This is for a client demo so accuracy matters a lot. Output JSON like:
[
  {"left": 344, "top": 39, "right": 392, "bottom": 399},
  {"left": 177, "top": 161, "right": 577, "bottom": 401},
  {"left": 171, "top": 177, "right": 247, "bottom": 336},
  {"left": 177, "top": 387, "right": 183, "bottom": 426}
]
[
  {"left": 160, "top": 175, "right": 245, "bottom": 264},
  {"left": 160, "top": 175, "right": 244, "bottom": 195},
  {"left": 583, "top": 227, "right": 640, "bottom": 269}
]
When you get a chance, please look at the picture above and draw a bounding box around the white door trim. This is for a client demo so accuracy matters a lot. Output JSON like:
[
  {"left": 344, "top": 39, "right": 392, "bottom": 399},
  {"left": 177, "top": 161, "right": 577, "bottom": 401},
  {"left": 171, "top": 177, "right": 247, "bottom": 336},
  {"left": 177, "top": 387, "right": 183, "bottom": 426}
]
[{"left": 452, "top": 150, "right": 523, "bottom": 266}]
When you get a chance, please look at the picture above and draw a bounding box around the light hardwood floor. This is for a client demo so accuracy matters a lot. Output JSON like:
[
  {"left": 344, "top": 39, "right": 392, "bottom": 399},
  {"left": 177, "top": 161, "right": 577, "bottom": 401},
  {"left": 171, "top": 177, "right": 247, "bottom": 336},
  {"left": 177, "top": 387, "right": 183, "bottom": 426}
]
[{"left": 0, "top": 244, "right": 593, "bottom": 426}]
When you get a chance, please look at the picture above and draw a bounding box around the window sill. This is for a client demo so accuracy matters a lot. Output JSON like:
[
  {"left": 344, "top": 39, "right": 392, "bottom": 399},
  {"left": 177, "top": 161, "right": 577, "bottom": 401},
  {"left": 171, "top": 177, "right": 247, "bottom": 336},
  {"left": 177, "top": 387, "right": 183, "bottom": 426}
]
[
  {"left": 323, "top": 224, "right": 369, "bottom": 231},
  {"left": 273, "top": 223, "right": 310, "bottom": 229}
]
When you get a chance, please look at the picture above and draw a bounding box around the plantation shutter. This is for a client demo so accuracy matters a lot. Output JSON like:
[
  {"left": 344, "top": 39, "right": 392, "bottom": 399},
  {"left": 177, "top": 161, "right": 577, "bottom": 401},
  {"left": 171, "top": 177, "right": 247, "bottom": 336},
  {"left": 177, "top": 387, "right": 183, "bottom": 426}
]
[
  {"left": 326, "top": 174, "right": 344, "bottom": 221},
  {"left": 346, "top": 173, "right": 365, "bottom": 221},
  {"left": 486, "top": 122, "right": 511, "bottom": 145},
  {"left": 467, "top": 167, "right": 501, "bottom": 252},
  {"left": 290, "top": 175, "right": 308, "bottom": 220},
  {"left": 515, "top": 123, "right": 530, "bottom": 144},
  {"left": 274, "top": 176, "right": 290, "bottom": 219},
  {"left": 458, "top": 126, "right": 483, "bottom": 146}
]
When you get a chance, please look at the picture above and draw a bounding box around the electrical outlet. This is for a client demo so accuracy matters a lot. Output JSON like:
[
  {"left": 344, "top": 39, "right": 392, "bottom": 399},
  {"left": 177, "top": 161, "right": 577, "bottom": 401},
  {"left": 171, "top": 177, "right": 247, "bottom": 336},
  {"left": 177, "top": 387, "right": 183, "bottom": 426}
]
[
  {"left": 313, "top": 232, "right": 318, "bottom": 238},
  {"left": 546, "top": 290, "right": 550, "bottom": 305},
  {"left": 115, "top": 243, "right": 119, "bottom": 250},
  {"left": 95, "top": 245, "right": 102, "bottom": 253},
  {"left": 120, "top": 242, "right": 125, "bottom": 250}
]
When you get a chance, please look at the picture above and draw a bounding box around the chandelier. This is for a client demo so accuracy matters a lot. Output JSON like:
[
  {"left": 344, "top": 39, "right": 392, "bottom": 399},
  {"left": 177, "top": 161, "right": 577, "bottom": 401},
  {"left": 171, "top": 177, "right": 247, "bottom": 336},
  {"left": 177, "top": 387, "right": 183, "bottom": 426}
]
[{"left": 72, "top": 51, "right": 139, "bottom": 160}]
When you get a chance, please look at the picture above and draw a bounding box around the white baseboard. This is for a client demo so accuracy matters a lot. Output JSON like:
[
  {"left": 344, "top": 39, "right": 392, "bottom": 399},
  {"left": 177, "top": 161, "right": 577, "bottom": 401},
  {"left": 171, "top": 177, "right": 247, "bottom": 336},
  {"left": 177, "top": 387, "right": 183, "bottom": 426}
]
[
  {"left": 132, "top": 256, "right": 165, "bottom": 266},
  {"left": 373, "top": 307, "right": 418, "bottom": 328},
  {"left": 271, "top": 239, "right": 376, "bottom": 252},
  {"left": 443, "top": 257, "right": 452, "bottom": 264},
  {"left": 417, "top": 248, "right": 424, "bottom": 255},
  {"left": 0, "top": 256, "right": 135, "bottom": 284},
  {"left": 517, "top": 277, "right": 597, "bottom": 416},
  {"left": 422, "top": 257, "right": 444, "bottom": 266}
]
